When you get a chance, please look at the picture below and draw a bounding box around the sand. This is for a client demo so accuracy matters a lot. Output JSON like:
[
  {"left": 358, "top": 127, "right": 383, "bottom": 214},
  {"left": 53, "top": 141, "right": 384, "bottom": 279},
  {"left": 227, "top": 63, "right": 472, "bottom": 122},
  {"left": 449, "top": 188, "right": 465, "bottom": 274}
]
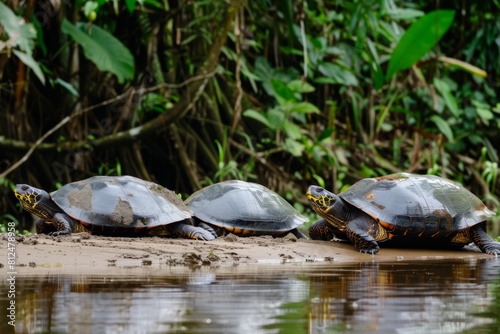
[{"left": 0, "top": 233, "right": 493, "bottom": 277}]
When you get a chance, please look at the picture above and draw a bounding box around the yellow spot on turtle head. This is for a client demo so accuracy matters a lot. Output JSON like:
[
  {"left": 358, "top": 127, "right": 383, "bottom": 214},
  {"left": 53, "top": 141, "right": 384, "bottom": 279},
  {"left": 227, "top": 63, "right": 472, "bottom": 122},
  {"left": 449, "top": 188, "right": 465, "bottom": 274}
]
[{"left": 15, "top": 189, "right": 40, "bottom": 210}]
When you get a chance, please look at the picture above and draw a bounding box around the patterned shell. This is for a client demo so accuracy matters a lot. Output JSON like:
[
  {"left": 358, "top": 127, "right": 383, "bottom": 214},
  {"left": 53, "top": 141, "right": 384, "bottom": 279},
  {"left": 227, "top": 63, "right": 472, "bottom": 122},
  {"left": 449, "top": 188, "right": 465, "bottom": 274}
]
[
  {"left": 185, "top": 180, "right": 308, "bottom": 233},
  {"left": 51, "top": 175, "right": 192, "bottom": 228},
  {"left": 340, "top": 173, "right": 494, "bottom": 234}
]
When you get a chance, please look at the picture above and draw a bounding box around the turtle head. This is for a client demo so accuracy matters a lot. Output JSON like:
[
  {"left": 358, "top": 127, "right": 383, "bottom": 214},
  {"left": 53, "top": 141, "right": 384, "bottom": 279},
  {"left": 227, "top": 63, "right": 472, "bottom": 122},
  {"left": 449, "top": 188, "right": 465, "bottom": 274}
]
[
  {"left": 307, "top": 186, "right": 340, "bottom": 214},
  {"left": 307, "top": 185, "right": 348, "bottom": 229},
  {"left": 14, "top": 184, "right": 55, "bottom": 219}
]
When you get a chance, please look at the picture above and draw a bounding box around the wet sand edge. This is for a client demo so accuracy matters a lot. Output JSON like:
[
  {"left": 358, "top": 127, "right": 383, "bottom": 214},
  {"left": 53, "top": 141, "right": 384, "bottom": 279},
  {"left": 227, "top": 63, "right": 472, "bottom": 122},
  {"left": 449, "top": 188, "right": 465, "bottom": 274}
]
[{"left": 0, "top": 233, "right": 491, "bottom": 276}]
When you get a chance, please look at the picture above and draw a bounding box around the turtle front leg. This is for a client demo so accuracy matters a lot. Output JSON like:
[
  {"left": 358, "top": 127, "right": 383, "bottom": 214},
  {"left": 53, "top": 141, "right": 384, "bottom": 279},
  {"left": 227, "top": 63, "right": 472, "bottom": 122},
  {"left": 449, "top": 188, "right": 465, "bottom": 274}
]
[
  {"left": 172, "top": 223, "right": 216, "bottom": 241},
  {"left": 196, "top": 222, "right": 219, "bottom": 238},
  {"left": 470, "top": 222, "right": 500, "bottom": 255},
  {"left": 309, "top": 219, "right": 336, "bottom": 241},
  {"left": 49, "top": 213, "right": 75, "bottom": 236},
  {"left": 36, "top": 218, "right": 57, "bottom": 234},
  {"left": 36, "top": 213, "right": 74, "bottom": 236},
  {"left": 346, "top": 218, "right": 385, "bottom": 254}
]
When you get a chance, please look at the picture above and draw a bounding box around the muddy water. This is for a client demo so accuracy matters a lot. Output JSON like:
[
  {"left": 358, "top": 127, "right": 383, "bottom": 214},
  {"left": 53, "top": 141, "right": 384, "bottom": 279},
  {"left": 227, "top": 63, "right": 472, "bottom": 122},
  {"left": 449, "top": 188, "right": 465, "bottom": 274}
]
[{"left": 2, "top": 258, "right": 500, "bottom": 334}]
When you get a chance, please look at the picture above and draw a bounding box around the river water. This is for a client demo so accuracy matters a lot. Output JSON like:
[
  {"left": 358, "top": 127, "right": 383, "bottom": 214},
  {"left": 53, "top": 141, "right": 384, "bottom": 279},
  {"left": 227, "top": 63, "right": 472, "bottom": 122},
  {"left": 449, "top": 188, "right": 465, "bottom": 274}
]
[{"left": 2, "top": 258, "right": 500, "bottom": 333}]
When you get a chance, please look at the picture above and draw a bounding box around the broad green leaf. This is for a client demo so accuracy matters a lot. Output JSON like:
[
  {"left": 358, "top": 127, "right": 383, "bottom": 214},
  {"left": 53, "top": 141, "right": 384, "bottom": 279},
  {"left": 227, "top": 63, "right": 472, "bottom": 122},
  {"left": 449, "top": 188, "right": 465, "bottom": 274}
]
[
  {"left": 253, "top": 57, "right": 299, "bottom": 97},
  {"left": 290, "top": 102, "right": 320, "bottom": 114},
  {"left": 271, "top": 79, "right": 296, "bottom": 103},
  {"left": 433, "top": 78, "right": 461, "bottom": 117},
  {"left": 317, "top": 62, "right": 358, "bottom": 86},
  {"left": 267, "top": 108, "right": 286, "bottom": 129},
  {"left": 253, "top": 56, "right": 273, "bottom": 81},
  {"left": 284, "top": 138, "right": 304, "bottom": 157},
  {"left": 430, "top": 115, "right": 454, "bottom": 142},
  {"left": 13, "top": 50, "right": 45, "bottom": 84},
  {"left": 243, "top": 109, "right": 271, "bottom": 128},
  {"left": 18, "top": 23, "right": 37, "bottom": 54},
  {"left": 83, "top": 1, "right": 99, "bottom": 16},
  {"left": 61, "top": 19, "right": 135, "bottom": 83},
  {"left": 493, "top": 103, "right": 500, "bottom": 114},
  {"left": 0, "top": 3, "right": 37, "bottom": 53},
  {"left": 476, "top": 108, "right": 494, "bottom": 122},
  {"left": 386, "top": 10, "right": 455, "bottom": 80},
  {"left": 253, "top": 57, "right": 275, "bottom": 95},
  {"left": 287, "top": 80, "right": 315, "bottom": 93},
  {"left": 282, "top": 121, "right": 302, "bottom": 140},
  {"left": 0, "top": 3, "right": 21, "bottom": 37},
  {"left": 125, "top": 0, "right": 136, "bottom": 13},
  {"left": 317, "top": 128, "right": 333, "bottom": 142}
]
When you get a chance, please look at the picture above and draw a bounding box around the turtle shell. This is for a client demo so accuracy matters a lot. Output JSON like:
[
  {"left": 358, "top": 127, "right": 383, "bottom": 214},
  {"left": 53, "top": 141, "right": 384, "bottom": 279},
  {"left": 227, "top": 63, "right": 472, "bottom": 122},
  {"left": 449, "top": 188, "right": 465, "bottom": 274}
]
[
  {"left": 339, "top": 173, "right": 494, "bottom": 237},
  {"left": 51, "top": 175, "right": 192, "bottom": 230},
  {"left": 185, "top": 180, "right": 308, "bottom": 235}
]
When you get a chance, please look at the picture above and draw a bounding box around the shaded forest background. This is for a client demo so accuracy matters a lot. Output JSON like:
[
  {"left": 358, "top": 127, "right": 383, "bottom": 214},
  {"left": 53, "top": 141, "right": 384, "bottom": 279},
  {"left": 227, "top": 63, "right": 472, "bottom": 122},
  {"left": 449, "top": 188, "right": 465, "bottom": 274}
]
[{"left": 1, "top": 0, "right": 499, "bottom": 234}]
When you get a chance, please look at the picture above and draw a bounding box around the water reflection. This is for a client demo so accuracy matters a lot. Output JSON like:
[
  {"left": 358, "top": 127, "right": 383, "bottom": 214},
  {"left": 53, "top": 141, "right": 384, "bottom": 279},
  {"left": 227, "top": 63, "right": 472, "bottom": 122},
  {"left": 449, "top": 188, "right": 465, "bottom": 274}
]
[
  {"left": 304, "top": 260, "right": 500, "bottom": 333},
  {"left": 1, "top": 259, "right": 500, "bottom": 333}
]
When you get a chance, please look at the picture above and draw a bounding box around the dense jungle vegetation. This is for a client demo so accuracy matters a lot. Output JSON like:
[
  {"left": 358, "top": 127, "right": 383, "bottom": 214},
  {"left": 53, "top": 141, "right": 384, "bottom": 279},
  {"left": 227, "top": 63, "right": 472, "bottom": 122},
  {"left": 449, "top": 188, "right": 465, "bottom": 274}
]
[{"left": 1, "top": 0, "right": 499, "bottom": 235}]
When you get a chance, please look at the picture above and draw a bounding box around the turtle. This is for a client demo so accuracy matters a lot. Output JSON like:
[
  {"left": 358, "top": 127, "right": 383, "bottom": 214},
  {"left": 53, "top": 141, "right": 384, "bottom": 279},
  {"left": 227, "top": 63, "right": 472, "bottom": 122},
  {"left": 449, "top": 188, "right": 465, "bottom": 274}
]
[
  {"left": 185, "top": 180, "right": 308, "bottom": 238},
  {"left": 14, "top": 175, "right": 216, "bottom": 240},
  {"left": 307, "top": 173, "right": 500, "bottom": 255}
]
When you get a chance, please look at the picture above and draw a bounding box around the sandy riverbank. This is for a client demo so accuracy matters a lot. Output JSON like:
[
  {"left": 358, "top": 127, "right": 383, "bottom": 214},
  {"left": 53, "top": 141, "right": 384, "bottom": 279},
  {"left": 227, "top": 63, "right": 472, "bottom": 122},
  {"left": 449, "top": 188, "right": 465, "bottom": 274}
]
[{"left": 0, "top": 233, "right": 493, "bottom": 277}]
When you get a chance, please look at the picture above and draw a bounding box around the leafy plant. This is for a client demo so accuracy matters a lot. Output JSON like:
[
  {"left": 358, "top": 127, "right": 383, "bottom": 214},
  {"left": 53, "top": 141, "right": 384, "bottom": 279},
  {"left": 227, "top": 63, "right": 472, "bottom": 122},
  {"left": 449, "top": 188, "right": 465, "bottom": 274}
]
[
  {"left": 1, "top": 1, "right": 499, "bottom": 238},
  {"left": 0, "top": 2, "right": 45, "bottom": 83},
  {"left": 385, "top": 10, "right": 455, "bottom": 82},
  {"left": 209, "top": 132, "right": 256, "bottom": 183},
  {"left": 61, "top": 19, "right": 135, "bottom": 83},
  {"left": 244, "top": 58, "right": 319, "bottom": 157},
  {"left": 0, "top": 215, "right": 30, "bottom": 235}
]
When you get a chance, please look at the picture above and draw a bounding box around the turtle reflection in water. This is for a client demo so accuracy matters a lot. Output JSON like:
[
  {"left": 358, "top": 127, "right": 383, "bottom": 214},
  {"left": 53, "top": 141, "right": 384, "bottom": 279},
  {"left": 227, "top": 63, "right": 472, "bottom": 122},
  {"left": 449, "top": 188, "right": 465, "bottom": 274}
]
[
  {"left": 307, "top": 173, "right": 500, "bottom": 255},
  {"left": 14, "top": 175, "right": 215, "bottom": 240}
]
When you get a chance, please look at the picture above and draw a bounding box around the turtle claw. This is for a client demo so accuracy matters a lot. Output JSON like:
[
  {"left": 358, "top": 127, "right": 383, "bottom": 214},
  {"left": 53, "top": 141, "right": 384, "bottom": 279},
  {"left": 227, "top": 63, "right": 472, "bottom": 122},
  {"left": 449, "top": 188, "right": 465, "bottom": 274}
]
[
  {"left": 197, "top": 234, "right": 216, "bottom": 241},
  {"left": 485, "top": 247, "right": 500, "bottom": 256},
  {"left": 359, "top": 247, "right": 379, "bottom": 255},
  {"left": 197, "top": 222, "right": 219, "bottom": 238},
  {"left": 355, "top": 239, "right": 379, "bottom": 254},
  {"left": 191, "top": 230, "right": 216, "bottom": 241}
]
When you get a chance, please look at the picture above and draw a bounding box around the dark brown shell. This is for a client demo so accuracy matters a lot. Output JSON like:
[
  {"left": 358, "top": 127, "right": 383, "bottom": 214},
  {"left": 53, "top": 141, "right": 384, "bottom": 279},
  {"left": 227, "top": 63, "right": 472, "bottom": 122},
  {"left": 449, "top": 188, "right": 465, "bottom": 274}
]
[
  {"left": 185, "top": 180, "right": 308, "bottom": 234},
  {"left": 340, "top": 173, "right": 494, "bottom": 235},
  {"left": 51, "top": 175, "right": 192, "bottom": 230}
]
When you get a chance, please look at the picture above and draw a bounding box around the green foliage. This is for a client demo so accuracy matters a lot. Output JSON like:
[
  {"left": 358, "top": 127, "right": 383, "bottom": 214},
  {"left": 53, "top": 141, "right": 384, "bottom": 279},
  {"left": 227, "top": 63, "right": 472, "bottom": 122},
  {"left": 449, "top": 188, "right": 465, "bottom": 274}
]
[
  {"left": 0, "top": 215, "right": 30, "bottom": 235},
  {"left": 208, "top": 131, "right": 256, "bottom": 184},
  {"left": 244, "top": 65, "right": 319, "bottom": 157},
  {"left": 0, "top": 2, "right": 45, "bottom": 83},
  {"left": 262, "top": 300, "right": 309, "bottom": 333},
  {"left": 1, "top": 0, "right": 499, "bottom": 236},
  {"left": 464, "top": 280, "right": 500, "bottom": 333},
  {"left": 385, "top": 10, "right": 455, "bottom": 81},
  {"left": 97, "top": 160, "right": 123, "bottom": 176},
  {"left": 61, "top": 19, "right": 135, "bottom": 83}
]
